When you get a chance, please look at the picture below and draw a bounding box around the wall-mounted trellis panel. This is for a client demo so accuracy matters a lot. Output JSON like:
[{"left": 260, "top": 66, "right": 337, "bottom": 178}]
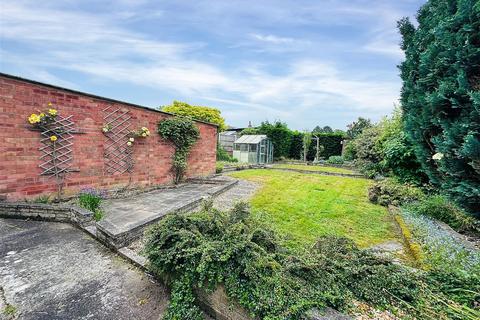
[
  {"left": 38, "top": 115, "right": 78, "bottom": 176},
  {"left": 103, "top": 106, "right": 134, "bottom": 174}
]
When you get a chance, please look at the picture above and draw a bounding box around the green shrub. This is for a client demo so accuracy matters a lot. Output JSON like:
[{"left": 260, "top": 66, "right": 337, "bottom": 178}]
[
  {"left": 405, "top": 196, "right": 480, "bottom": 234},
  {"left": 368, "top": 179, "right": 424, "bottom": 207},
  {"left": 215, "top": 162, "right": 224, "bottom": 174},
  {"left": 144, "top": 202, "right": 421, "bottom": 319},
  {"left": 327, "top": 155, "right": 344, "bottom": 164},
  {"left": 342, "top": 140, "right": 356, "bottom": 161},
  {"left": 216, "top": 144, "right": 237, "bottom": 162}
]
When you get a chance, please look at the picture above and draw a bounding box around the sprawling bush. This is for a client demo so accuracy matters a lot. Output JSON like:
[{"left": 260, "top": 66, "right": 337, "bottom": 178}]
[
  {"left": 405, "top": 195, "right": 480, "bottom": 234},
  {"left": 368, "top": 179, "right": 424, "bottom": 207},
  {"left": 327, "top": 155, "right": 344, "bottom": 165},
  {"left": 398, "top": 0, "right": 480, "bottom": 212},
  {"left": 144, "top": 202, "right": 422, "bottom": 319},
  {"left": 352, "top": 126, "right": 384, "bottom": 178}
]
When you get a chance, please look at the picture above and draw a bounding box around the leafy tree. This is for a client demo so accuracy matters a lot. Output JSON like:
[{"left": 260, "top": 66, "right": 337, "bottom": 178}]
[
  {"left": 240, "top": 127, "right": 259, "bottom": 135},
  {"left": 398, "top": 0, "right": 480, "bottom": 212},
  {"left": 313, "top": 125, "right": 334, "bottom": 134},
  {"left": 161, "top": 101, "right": 227, "bottom": 131},
  {"left": 346, "top": 117, "right": 372, "bottom": 139}
]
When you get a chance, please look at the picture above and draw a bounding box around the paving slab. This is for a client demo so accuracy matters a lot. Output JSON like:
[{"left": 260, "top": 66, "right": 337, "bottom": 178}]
[
  {"left": 96, "top": 179, "right": 237, "bottom": 248},
  {"left": 0, "top": 219, "right": 169, "bottom": 320}
]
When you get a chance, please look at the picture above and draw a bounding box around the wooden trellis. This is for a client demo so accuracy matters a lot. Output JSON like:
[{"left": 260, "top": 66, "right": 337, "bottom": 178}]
[
  {"left": 34, "top": 114, "right": 80, "bottom": 198},
  {"left": 38, "top": 115, "right": 77, "bottom": 176},
  {"left": 103, "top": 106, "right": 134, "bottom": 174}
]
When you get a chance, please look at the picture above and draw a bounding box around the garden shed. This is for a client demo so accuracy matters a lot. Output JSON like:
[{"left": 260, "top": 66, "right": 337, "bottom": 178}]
[{"left": 233, "top": 135, "right": 273, "bottom": 164}]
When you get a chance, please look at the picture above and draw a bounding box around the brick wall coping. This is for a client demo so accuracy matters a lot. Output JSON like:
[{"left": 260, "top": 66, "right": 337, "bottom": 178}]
[{"left": 0, "top": 72, "right": 218, "bottom": 128}]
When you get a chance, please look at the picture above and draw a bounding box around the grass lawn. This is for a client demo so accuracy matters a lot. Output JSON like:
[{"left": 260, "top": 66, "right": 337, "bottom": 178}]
[
  {"left": 229, "top": 169, "right": 397, "bottom": 248},
  {"left": 273, "top": 163, "right": 357, "bottom": 174}
]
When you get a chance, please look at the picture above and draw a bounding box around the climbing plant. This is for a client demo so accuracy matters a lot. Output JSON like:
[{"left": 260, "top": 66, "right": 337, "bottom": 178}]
[{"left": 158, "top": 116, "right": 200, "bottom": 184}]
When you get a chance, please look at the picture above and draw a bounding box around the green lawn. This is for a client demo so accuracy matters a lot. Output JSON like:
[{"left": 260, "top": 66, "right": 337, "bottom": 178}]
[
  {"left": 273, "top": 163, "right": 357, "bottom": 174},
  {"left": 229, "top": 169, "right": 396, "bottom": 248}
]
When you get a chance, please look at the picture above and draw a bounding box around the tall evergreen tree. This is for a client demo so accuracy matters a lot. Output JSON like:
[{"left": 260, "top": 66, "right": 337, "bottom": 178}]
[{"left": 398, "top": 0, "right": 480, "bottom": 213}]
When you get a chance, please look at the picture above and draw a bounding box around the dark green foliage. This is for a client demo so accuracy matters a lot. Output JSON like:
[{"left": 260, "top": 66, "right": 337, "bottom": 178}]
[
  {"left": 289, "top": 131, "right": 304, "bottom": 159},
  {"left": 307, "top": 133, "right": 344, "bottom": 160},
  {"left": 346, "top": 117, "right": 372, "bottom": 139},
  {"left": 327, "top": 156, "right": 344, "bottom": 164},
  {"left": 257, "top": 121, "right": 293, "bottom": 159},
  {"left": 313, "top": 125, "right": 333, "bottom": 133},
  {"left": 405, "top": 195, "right": 480, "bottom": 234},
  {"left": 398, "top": 0, "right": 480, "bottom": 212},
  {"left": 368, "top": 179, "right": 425, "bottom": 207},
  {"left": 144, "top": 202, "right": 422, "bottom": 319},
  {"left": 158, "top": 117, "right": 200, "bottom": 183}
]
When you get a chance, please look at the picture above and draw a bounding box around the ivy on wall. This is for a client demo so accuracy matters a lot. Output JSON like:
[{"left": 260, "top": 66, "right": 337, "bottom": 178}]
[{"left": 158, "top": 116, "right": 200, "bottom": 184}]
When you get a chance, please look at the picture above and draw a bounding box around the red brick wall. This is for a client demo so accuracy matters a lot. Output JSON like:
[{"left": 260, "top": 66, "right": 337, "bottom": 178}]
[{"left": 0, "top": 75, "right": 217, "bottom": 201}]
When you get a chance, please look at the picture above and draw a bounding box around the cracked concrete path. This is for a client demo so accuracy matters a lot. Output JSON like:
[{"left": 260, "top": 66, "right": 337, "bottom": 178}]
[{"left": 0, "top": 219, "right": 168, "bottom": 320}]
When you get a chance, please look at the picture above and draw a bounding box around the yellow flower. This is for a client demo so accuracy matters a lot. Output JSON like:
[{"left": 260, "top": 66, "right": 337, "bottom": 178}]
[
  {"left": 48, "top": 108, "right": 57, "bottom": 116},
  {"left": 50, "top": 135, "right": 58, "bottom": 142},
  {"left": 48, "top": 102, "right": 52, "bottom": 106},
  {"left": 28, "top": 113, "right": 41, "bottom": 124},
  {"left": 39, "top": 113, "right": 45, "bottom": 118}
]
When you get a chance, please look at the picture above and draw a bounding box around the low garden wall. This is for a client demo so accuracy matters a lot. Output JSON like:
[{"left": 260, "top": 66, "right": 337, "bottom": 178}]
[{"left": 0, "top": 73, "right": 217, "bottom": 201}]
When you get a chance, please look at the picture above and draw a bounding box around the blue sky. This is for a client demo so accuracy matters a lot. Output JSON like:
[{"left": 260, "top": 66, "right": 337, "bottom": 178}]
[{"left": 0, "top": 0, "right": 426, "bottom": 130}]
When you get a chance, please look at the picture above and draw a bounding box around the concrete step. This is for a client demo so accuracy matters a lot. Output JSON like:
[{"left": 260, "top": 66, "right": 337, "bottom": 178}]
[{"left": 96, "top": 179, "right": 238, "bottom": 248}]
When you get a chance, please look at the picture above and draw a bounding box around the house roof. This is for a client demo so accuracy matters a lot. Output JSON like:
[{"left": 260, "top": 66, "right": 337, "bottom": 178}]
[{"left": 234, "top": 135, "right": 267, "bottom": 144}]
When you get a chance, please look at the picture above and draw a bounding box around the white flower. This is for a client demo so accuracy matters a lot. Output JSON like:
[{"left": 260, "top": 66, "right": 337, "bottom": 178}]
[
  {"left": 127, "top": 141, "right": 132, "bottom": 146},
  {"left": 141, "top": 127, "right": 147, "bottom": 131},
  {"left": 432, "top": 152, "right": 444, "bottom": 160},
  {"left": 129, "top": 137, "right": 135, "bottom": 142}
]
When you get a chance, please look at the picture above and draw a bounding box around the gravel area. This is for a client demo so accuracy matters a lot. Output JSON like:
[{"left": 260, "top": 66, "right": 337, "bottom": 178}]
[{"left": 207, "top": 179, "right": 259, "bottom": 211}]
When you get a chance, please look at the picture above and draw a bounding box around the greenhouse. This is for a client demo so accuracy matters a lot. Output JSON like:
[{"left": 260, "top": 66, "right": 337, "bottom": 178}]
[{"left": 233, "top": 135, "right": 273, "bottom": 164}]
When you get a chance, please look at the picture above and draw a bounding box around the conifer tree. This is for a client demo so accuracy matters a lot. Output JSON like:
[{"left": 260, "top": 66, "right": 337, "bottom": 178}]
[{"left": 398, "top": 0, "right": 480, "bottom": 212}]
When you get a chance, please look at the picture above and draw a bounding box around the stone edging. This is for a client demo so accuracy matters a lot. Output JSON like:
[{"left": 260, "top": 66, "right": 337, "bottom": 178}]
[
  {"left": 266, "top": 167, "right": 365, "bottom": 178},
  {"left": 387, "top": 206, "right": 423, "bottom": 265},
  {"left": 0, "top": 202, "right": 93, "bottom": 227}
]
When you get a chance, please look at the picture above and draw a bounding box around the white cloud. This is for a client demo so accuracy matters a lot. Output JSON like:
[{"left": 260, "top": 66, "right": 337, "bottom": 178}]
[
  {"left": 0, "top": 0, "right": 406, "bottom": 129},
  {"left": 251, "top": 34, "right": 296, "bottom": 44}
]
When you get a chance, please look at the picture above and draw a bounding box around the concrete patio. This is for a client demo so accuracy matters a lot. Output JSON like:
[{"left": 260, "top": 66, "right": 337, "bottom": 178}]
[{"left": 0, "top": 219, "right": 169, "bottom": 320}]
